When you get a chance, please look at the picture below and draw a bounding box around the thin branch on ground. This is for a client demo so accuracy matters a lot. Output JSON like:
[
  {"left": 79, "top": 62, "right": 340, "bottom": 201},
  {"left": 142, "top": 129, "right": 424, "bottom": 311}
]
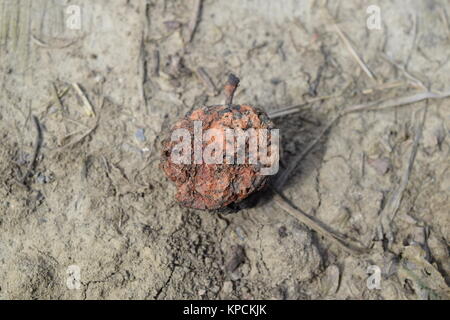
[
  {"left": 267, "top": 93, "right": 342, "bottom": 118},
  {"left": 272, "top": 190, "right": 370, "bottom": 256},
  {"left": 17, "top": 115, "right": 43, "bottom": 186},
  {"left": 380, "top": 102, "right": 429, "bottom": 242},
  {"left": 52, "top": 120, "right": 99, "bottom": 153},
  {"left": 196, "top": 67, "right": 219, "bottom": 96},
  {"left": 381, "top": 53, "right": 427, "bottom": 90},
  {"left": 270, "top": 89, "right": 450, "bottom": 256},
  {"left": 333, "top": 23, "right": 377, "bottom": 81},
  {"left": 184, "top": 0, "right": 203, "bottom": 44},
  {"left": 73, "top": 83, "right": 96, "bottom": 117}
]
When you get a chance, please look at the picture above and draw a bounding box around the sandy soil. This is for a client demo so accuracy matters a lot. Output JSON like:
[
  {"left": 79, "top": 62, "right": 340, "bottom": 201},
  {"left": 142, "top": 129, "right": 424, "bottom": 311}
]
[{"left": 0, "top": 0, "right": 449, "bottom": 299}]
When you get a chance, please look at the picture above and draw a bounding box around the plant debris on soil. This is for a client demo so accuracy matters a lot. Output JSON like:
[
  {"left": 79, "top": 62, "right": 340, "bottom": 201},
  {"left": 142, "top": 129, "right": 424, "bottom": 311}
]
[{"left": 0, "top": 0, "right": 449, "bottom": 300}]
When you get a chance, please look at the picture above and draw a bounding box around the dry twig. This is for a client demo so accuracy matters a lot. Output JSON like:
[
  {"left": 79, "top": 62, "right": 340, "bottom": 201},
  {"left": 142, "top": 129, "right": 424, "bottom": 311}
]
[
  {"left": 196, "top": 67, "right": 219, "bottom": 96},
  {"left": 185, "top": 0, "right": 203, "bottom": 44},
  {"left": 272, "top": 190, "right": 370, "bottom": 256},
  {"left": 333, "top": 23, "right": 377, "bottom": 81},
  {"left": 379, "top": 103, "right": 429, "bottom": 242},
  {"left": 17, "top": 116, "right": 42, "bottom": 185},
  {"left": 270, "top": 89, "right": 450, "bottom": 256},
  {"left": 381, "top": 53, "right": 427, "bottom": 90},
  {"left": 52, "top": 121, "right": 99, "bottom": 153},
  {"left": 73, "top": 83, "right": 96, "bottom": 117}
]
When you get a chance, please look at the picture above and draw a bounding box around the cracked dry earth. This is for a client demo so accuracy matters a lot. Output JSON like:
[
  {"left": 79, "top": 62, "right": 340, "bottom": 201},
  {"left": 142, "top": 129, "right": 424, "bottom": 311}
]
[{"left": 0, "top": 0, "right": 449, "bottom": 299}]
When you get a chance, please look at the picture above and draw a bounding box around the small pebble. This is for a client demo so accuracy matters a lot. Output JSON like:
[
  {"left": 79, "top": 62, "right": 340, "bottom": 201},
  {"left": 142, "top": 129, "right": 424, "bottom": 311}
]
[
  {"left": 36, "top": 173, "right": 47, "bottom": 184},
  {"left": 198, "top": 289, "right": 206, "bottom": 296},
  {"left": 222, "top": 281, "right": 233, "bottom": 294},
  {"left": 230, "top": 271, "right": 241, "bottom": 281},
  {"left": 234, "top": 226, "right": 247, "bottom": 240},
  {"left": 211, "top": 286, "right": 220, "bottom": 293},
  {"left": 135, "top": 128, "right": 146, "bottom": 142}
]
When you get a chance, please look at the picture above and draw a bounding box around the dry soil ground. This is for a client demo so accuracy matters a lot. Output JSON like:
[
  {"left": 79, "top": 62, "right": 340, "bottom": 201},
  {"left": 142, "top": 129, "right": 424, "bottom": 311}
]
[{"left": 0, "top": 0, "right": 449, "bottom": 299}]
